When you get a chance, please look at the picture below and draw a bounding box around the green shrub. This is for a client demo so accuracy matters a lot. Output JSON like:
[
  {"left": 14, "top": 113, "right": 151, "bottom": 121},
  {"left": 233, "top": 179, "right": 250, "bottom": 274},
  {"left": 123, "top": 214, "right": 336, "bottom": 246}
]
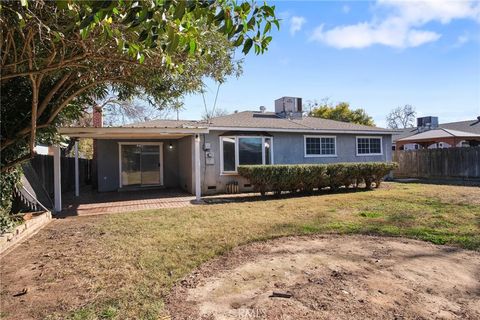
[
  {"left": 0, "top": 167, "right": 21, "bottom": 234},
  {"left": 238, "top": 162, "right": 398, "bottom": 195}
]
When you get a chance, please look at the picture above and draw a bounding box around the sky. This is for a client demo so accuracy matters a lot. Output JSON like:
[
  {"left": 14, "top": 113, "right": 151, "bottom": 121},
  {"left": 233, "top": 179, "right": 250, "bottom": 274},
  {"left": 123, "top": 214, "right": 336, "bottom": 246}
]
[{"left": 178, "top": 0, "right": 480, "bottom": 127}]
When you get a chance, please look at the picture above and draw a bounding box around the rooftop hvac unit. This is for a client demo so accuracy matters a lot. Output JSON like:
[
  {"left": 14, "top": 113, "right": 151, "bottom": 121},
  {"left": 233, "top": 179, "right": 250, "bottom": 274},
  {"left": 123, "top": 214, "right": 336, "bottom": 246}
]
[{"left": 275, "top": 97, "right": 302, "bottom": 114}]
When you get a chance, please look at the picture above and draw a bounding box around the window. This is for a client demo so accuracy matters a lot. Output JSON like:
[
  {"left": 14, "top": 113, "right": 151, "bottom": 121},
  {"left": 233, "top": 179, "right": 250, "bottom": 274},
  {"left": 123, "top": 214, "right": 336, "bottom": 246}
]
[
  {"left": 220, "top": 136, "right": 273, "bottom": 173},
  {"left": 222, "top": 137, "right": 236, "bottom": 172},
  {"left": 238, "top": 137, "right": 263, "bottom": 165},
  {"left": 356, "top": 137, "right": 382, "bottom": 155},
  {"left": 304, "top": 136, "right": 336, "bottom": 157}
]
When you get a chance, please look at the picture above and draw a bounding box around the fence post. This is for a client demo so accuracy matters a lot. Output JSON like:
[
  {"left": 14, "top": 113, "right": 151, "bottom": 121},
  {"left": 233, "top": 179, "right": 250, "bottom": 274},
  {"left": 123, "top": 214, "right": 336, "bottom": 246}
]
[{"left": 53, "top": 146, "right": 62, "bottom": 212}]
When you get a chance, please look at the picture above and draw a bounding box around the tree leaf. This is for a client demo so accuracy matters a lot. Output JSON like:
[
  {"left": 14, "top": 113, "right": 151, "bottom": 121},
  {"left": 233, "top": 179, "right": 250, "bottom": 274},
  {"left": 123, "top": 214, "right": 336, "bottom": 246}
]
[
  {"left": 234, "top": 34, "right": 244, "bottom": 47},
  {"left": 174, "top": 0, "right": 186, "bottom": 20},
  {"left": 189, "top": 39, "right": 196, "bottom": 55},
  {"left": 242, "top": 38, "right": 253, "bottom": 54},
  {"left": 264, "top": 21, "right": 271, "bottom": 34}
]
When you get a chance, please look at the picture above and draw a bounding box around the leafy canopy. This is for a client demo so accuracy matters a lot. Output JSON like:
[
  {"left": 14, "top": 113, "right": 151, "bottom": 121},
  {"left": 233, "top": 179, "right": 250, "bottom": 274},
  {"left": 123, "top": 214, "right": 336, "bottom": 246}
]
[
  {"left": 309, "top": 101, "right": 375, "bottom": 126},
  {"left": 0, "top": 0, "right": 279, "bottom": 173}
]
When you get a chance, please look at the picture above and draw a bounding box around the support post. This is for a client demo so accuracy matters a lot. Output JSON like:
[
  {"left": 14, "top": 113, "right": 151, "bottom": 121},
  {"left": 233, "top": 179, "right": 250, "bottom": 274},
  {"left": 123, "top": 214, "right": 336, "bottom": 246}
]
[
  {"left": 74, "top": 140, "right": 80, "bottom": 197},
  {"left": 194, "top": 134, "right": 201, "bottom": 202},
  {"left": 53, "top": 145, "right": 62, "bottom": 213}
]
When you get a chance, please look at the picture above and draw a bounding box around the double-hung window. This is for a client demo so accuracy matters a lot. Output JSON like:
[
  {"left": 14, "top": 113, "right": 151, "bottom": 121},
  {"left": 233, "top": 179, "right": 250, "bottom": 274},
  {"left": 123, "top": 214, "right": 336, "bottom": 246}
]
[
  {"left": 304, "top": 136, "right": 337, "bottom": 157},
  {"left": 356, "top": 136, "right": 382, "bottom": 155},
  {"left": 220, "top": 136, "right": 273, "bottom": 174}
]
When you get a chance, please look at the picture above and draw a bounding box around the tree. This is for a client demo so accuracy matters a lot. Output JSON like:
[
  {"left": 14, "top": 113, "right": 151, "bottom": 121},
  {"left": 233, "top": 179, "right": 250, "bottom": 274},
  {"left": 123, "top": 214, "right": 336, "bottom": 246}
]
[
  {"left": 386, "top": 105, "right": 416, "bottom": 129},
  {"left": 80, "top": 94, "right": 182, "bottom": 127},
  {"left": 309, "top": 101, "right": 375, "bottom": 126},
  {"left": 0, "top": 0, "right": 279, "bottom": 173},
  {"left": 202, "top": 107, "right": 230, "bottom": 121}
]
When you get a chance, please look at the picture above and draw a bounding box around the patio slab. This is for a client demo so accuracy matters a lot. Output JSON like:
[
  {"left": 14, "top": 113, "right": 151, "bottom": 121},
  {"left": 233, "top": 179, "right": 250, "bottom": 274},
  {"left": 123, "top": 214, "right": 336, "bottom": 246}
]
[{"left": 61, "top": 188, "right": 196, "bottom": 216}]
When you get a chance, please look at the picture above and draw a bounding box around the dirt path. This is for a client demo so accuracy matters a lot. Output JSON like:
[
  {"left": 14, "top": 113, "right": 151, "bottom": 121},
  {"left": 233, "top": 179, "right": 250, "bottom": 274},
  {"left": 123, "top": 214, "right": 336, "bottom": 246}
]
[
  {"left": 0, "top": 216, "right": 107, "bottom": 320},
  {"left": 167, "top": 235, "right": 480, "bottom": 320}
]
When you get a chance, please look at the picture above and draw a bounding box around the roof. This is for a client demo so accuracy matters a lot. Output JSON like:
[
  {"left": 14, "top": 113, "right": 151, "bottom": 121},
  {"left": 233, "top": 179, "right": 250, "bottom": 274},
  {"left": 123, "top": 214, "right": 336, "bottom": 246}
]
[
  {"left": 393, "top": 118, "right": 480, "bottom": 142},
  {"left": 125, "top": 119, "right": 201, "bottom": 129},
  {"left": 397, "top": 128, "right": 480, "bottom": 142},
  {"left": 126, "top": 111, "right": 394, "bottom": 134}
]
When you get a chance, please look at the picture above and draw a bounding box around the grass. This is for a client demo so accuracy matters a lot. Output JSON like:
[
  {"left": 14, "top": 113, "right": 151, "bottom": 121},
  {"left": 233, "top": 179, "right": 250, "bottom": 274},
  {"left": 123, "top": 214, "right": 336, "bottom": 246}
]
[{"left": 49, "top": 183, "right": 479, "bottom": 319}]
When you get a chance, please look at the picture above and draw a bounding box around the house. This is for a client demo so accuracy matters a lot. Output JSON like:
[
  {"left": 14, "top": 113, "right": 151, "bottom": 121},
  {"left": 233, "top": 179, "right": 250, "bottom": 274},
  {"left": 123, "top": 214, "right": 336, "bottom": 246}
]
[
  {"left": 58, "top": 97, "right": 395, "bottom": 210},
  {"left": 392, "top": 116, "right": 480, "bottom": 150}
]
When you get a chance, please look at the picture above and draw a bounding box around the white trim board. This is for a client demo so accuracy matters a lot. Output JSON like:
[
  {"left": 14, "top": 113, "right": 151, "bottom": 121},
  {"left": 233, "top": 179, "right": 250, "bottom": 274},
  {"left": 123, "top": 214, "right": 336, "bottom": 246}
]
[{"left": 209, "top": 126, "right": 394, "bottom": 135}]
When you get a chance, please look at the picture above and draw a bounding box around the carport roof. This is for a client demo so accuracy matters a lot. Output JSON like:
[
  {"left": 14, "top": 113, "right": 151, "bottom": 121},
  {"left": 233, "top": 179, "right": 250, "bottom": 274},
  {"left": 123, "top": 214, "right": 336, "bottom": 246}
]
[{"left": 58, "top": 126, "right": 208, "bottom": 139}]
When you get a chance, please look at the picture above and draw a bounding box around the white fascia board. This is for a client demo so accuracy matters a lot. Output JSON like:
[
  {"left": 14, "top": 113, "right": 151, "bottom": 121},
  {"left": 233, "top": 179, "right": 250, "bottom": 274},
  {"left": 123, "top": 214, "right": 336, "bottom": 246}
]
[{"left": 208, "top": 126, "right": 394, "bottom": 135}]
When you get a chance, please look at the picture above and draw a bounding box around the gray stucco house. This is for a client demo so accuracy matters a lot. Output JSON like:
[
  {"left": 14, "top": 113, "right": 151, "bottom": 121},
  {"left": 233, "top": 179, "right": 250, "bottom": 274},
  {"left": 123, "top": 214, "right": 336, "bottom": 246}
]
[{"left": 60, "top": 97, "right": 394, "bottom": 201}]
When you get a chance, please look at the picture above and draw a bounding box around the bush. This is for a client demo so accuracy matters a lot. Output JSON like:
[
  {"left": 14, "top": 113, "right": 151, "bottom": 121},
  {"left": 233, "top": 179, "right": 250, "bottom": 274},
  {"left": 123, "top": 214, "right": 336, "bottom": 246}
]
[
  {"left": 238, "top": 162, "right": 398, "bottom": 195},
  {"left": 0, "top": 167, "right": 21, "bottom": 234}
]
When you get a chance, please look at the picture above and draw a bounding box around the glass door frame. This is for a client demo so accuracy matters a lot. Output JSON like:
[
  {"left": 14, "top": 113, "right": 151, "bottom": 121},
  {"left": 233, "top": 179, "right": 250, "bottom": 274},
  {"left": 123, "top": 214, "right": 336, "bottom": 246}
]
[{"left": 118, "top": 142, "right": 164, "bottom": 188}]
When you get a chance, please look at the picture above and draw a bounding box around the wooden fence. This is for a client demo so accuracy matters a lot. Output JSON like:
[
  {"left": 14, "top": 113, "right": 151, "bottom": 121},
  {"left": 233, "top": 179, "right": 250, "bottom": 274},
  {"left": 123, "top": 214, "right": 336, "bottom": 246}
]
[
  {"left": 30, "top": 154, "right": 92, "bottom": 195},
  {"left": 393, "top": 147, "right": 480, "bottom": 180}
]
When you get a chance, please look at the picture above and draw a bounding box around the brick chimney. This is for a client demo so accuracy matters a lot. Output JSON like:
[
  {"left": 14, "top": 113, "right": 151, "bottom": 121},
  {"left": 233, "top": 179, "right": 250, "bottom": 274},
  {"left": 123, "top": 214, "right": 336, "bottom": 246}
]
[{"left": 92, "top": 105, "right": 103, "bottom": 128}]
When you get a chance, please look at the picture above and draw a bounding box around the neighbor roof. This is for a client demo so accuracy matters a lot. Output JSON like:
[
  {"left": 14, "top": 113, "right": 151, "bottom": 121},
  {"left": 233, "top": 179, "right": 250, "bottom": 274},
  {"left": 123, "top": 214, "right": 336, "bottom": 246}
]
[
  {"left": 397, "top": 128, "right": 480, "bottom": 142},
  {"left": 393, "top": 118, "right": 480, "bottom": 142},
  {"left": 127, "top": 111, "right": 394, "bottom": 134}
]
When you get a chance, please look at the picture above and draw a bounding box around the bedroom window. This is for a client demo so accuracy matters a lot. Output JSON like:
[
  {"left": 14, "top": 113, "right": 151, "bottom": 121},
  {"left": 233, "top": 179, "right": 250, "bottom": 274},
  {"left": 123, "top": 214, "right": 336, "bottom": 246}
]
[
  {"left": 220, "top": 136, "right": 273, "bottom": 173},
  {"left": 304, "top": 136, "right": 337, "bottom": 157},
  {"left": 356, "top": 137, "right": 382, "bottom": 155}
]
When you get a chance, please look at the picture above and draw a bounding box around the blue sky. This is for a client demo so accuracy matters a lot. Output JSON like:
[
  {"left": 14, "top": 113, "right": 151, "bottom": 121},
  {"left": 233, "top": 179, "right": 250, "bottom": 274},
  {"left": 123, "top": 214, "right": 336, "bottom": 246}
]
[{"left": 179, "top": 0, "right": 480, "bottom": 127}]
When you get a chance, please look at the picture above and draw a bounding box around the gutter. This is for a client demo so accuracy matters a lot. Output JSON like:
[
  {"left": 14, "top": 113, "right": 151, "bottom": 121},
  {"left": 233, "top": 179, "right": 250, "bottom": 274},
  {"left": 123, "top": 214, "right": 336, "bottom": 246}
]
[{"left": 207, "top": 126, "right": 397, "bottom": 135}]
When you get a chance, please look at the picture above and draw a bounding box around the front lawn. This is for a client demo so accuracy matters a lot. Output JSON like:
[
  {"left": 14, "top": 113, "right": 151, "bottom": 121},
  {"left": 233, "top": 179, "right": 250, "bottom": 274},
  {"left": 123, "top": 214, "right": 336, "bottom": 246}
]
[{"left": 1, "top": 183, "right": 479, "bottom": 320}]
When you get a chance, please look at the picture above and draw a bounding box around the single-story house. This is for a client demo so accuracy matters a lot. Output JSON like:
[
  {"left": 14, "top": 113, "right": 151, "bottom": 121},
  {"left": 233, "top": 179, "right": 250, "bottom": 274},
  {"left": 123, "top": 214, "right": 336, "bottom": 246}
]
[
  {"left": 392, "top": 116, "right": 480, "bottom": 150},
  {"left": 57, "top": 97, "right": 395, "bottom": 211}
]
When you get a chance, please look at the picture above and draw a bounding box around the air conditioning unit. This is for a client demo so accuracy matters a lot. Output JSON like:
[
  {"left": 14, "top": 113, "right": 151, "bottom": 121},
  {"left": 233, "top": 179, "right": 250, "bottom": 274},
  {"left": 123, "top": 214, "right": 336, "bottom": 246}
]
[
  {"left": 417, "top": 116, "right": 439, "bottom": 132},
  {"left": 275, "top": 97, "right": 302, "bottom": 114}
]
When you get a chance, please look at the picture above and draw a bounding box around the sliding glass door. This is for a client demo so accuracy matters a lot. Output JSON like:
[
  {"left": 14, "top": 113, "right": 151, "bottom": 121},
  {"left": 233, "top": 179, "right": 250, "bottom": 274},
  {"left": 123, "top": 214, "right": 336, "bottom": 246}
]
[{"left": 120, "top": 144, "right": 162, "bottom": 187}]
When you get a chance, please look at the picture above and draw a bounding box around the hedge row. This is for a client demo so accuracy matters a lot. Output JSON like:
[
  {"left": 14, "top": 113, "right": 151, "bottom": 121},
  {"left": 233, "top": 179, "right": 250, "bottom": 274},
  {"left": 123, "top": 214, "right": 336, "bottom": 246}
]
[{"left": 237, "top": 162, "right": 398, "bottom": 195}]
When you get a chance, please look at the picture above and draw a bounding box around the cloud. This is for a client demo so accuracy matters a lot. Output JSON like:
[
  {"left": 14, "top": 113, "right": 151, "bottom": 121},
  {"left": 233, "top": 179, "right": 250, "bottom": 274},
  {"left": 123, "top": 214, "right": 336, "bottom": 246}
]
[
  {"left": 342, "top": 5, "right": 350, "bottom": 14},
  {"left": 453, "top": 33, "right": 469, "bottom": 47},
  {"left": 290, "top": 16, "right": 306, "bottom": 36},
  {"left": 310, "top": 0, "right": 480, "bottom": 49}
]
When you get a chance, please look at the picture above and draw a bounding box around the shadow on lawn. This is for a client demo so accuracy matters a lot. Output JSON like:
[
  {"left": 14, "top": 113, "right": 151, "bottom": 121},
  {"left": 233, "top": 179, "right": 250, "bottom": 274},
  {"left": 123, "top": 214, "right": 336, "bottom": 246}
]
[{"left": 202, "top": 186, "right": 376, "bottom": 205}]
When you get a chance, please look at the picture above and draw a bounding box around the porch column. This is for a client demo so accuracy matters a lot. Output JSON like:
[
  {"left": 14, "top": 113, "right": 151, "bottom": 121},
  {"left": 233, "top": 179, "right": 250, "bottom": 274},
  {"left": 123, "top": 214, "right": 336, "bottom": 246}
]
[
  {"left": 53, "top": 145, "right": 62, "bottom": 212},
  {"left": 74, "top": 140, "right": 80, "bottom": 197},
  {"left": 194, "top": 134, "right": 201, "bottom": 201}
]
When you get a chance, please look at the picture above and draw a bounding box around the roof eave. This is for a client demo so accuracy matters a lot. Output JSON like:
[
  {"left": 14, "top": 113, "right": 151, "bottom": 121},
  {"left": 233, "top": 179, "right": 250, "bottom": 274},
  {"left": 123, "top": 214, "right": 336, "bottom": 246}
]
[{"left": 208, "top": 126, "right": 395, "bottom": 135}]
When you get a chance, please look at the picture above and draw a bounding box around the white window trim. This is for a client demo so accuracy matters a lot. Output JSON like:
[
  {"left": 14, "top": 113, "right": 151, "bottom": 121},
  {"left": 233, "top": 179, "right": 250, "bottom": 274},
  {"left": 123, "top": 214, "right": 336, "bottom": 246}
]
[
  {"left": 356, "top": 136, "right": 383, "bottom": 156},
  {"left": 304, "top": 135, "right": 337, "bottom": 158},
  {"left": 219, "top": 136, "right": 274, "bottom": 175},
  {"left": 118, "top": 142, "right": 164, "bottom": 188}
]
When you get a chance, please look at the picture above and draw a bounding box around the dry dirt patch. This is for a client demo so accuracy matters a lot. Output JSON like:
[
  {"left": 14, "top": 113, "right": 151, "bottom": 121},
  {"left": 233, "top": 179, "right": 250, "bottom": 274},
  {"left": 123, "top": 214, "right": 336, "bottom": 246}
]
[{"left": 168, "top": 235, "right": 480, "bottom": 320}]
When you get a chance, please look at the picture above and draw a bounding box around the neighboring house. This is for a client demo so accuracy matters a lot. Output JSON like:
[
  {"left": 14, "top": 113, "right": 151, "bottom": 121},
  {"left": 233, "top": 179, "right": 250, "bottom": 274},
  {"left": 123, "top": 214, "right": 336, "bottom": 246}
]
[
  {"left": 59, "top": 97, "right": 395, "bottom": 199},
  {"left": 392, "top": 116, "right": 480, "bottom": 150}
]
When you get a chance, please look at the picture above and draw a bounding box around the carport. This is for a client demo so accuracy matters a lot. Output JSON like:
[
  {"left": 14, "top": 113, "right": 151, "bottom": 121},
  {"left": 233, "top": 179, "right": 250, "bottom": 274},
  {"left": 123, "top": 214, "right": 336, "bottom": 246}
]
[
  {"left": 395, "top": 128, "right": 480, "bottom": 149},
  {"left": 53, "top": 125, "right": 208, "bottom": 213}
]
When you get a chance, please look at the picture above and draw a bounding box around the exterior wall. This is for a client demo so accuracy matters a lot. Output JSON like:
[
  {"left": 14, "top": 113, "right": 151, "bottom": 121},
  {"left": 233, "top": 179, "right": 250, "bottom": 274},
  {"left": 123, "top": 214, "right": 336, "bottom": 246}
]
[
  {"left": 95, "top": 132, "right": 393, "bottom": 195},
  {"left": 177, "top": 136, "right": 194, "bottom": 194},
  {"left": 200, "top": 131, "right": 393, "bottom": 195},
  {"left": 96, "top": 138, "right": 187, "bottom": 192}
]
